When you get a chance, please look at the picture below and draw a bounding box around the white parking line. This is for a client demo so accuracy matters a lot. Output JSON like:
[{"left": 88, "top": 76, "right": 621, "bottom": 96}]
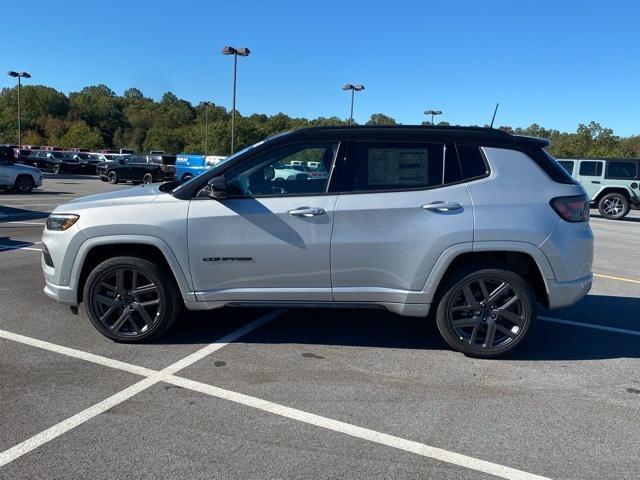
[
  {"left": 0, "top": 310, "right": 285, "bottom": 468},
  {"left": 539, "top": 316, "right": 640, "bottom": 337},
  {"left": 0, "top": 310, "right": 556, "bottom": 480},
  {"left": 167, "top": 375, "right": 552, "bottom": 480}
]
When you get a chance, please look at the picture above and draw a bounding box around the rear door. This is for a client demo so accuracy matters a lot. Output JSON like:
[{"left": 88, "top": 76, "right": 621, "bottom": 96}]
[
  {"left": 576, "top": 160, "right": 604, "bottom": 199},
  {"left": 330, "top": 140, "right": 473, "bottom": 304}
]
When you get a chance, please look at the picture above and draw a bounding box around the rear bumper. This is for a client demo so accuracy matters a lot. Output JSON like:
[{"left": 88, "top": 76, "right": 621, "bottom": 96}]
[{"left": 546, "top": 274, "right": 592, "bottom": 309}]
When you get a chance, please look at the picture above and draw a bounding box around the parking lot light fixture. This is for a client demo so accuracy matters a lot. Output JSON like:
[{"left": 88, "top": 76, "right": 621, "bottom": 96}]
[
  {"left": 424, "top": 109, "right": 442, "bottom": 126},
  {"left": 203, "top": 101, "right": 212, "bottom": 156},
  {"left": 7, "top": 71, "right": 32, "bottom": 147},
  {"left": 221, "top": 46, "right": 251, "bottom": 154},
  {"left": 342, "top": 84, "right": 365, "bottom": 125}
]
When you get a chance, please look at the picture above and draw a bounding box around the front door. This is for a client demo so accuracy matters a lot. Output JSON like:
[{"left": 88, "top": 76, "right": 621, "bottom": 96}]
[
  {"left": 188, "top": 141, "right": 340, "bottom": 302},
  {"left": 576, "top": 160, "right": 604, "bottom": 200},
  {"left": 331, "top": 140, "right": 474, "bottom": 304}
]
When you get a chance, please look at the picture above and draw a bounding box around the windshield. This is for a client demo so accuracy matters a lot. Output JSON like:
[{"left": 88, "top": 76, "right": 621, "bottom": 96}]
[{"left": 170, "top": 133, "right": 291, "bottom": 195}]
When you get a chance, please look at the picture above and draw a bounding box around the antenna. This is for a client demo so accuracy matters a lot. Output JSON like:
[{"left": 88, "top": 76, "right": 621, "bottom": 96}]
[{"left": 490, "top": 103, "right": 499, "bottom": 128}]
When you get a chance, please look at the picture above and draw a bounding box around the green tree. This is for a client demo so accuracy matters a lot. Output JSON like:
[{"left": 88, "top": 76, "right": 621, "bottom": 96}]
[
  {"left": 366, "top": 113, "right": 397, "bottom": 125},
  {"left": 59, "top": 121, "right": 103, "bottom": 149}
]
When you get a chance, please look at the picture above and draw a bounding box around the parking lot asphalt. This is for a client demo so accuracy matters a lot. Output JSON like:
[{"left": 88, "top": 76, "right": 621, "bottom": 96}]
[{"left": 1, "top": 175, "right": 639, "bottom": 479}]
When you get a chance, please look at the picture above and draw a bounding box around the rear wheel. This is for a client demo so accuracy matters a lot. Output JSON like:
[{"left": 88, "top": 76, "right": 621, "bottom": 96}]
[
  {"left": 108, "top": 171, "right": 118, "bottom": 184},
  {"left": 142, "top": 173, "right": 153, "bottom": 184},
  {"left": 14, "top": 175, "right": 35, "bottom": 193},
  {"left": 83, "top": 256, "right": 180, "bottom": 342},
  {"left": 435, "top": 266, "right": 535, "bottom": 358},
  {"left": 52, "top": 164, "right": 60, "bottom": 175},
  {"left": 598, "top": 192, "right": 629, "bottom": 220}
]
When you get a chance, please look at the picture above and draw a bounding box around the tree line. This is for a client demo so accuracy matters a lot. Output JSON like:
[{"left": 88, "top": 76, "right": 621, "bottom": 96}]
[{"left": 1, "top": 84, "right": 638, "bottom": 159}]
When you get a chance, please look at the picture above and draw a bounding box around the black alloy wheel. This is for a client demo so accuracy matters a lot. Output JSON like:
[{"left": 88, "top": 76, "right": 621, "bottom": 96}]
[
  {"left": 143, "top": 173, "right": 153, "bottom": 184},
  {"left": 14, "top": 175, "right": 34, "bottom": 193},
  {"left": 436, "top": 267, "right": 535, "bottom": 358},
  {"left": 84, "top": 257, "right": 179, "bottom": 342},
  {"left": 598, "top": 193, "right": 629, "bottom": 220},
  {"left": 108, "top": 171, "right": 118, "bottom": 184}
]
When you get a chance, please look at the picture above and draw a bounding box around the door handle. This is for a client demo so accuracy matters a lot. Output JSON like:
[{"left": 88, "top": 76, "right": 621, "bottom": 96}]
[
  {"left": 288, "top": 207, "right": 326, "bottom": 217},
  {"left": 422, "top": 201, "right": 463, "bottom": 212},
  {"left": 591, "top": 181, "right": 601, "bottom": 184}
]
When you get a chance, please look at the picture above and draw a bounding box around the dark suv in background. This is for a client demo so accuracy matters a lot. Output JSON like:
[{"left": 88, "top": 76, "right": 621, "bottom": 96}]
[
  {"left": 97, "top": 153, "right": 176, "bottom": 184},
  {"left": 28, "top": 151, "right": 83, "bottom": 174}
]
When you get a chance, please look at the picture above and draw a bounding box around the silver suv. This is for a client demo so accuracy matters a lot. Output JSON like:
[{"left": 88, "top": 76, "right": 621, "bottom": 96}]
[
  {"left": 41, "top": 127, "right": 594, "bottom": 358},
  {"left": 0, "top": 152, "right": 43, "bottom": 193}
]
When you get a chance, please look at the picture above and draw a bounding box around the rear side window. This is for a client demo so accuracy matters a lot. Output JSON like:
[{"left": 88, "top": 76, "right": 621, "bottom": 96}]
[
  {"left": 558, "top": 160, "right": 575, "bottom": 175},
  {"left": 456, "top": 145, "right": 488, "bottom": 180},
  {"left": 579, "top": 161, "right": 603, "bottom": 176},
  {"left": 606, "top": 161, "right": 637, "bottom": 180},
  {"left": 343, "top": 142, "right": 444, "bottom": 192}
]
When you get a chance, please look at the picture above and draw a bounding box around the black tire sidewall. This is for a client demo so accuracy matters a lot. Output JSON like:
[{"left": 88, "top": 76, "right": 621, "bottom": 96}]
[
  {"left": 435, "top": 266, "right": 536, "bottom": 358},
  {"left": 83, "top": 256, "right": 179, "bottom": 342},
  {"left": 143, "top": 173, "right": 153, "bottom": 184},
  {"left": 15, "top": 176, "right": 34, "bottom": 193},
  {"left": 108, "top": 171, "right": 118, "bottom": 184},
  {"left": 52, "top": 164, "right": 60, "bottom": 174},
  {"left": 598, "top": 193, "right": 629, "bottom": 220}
]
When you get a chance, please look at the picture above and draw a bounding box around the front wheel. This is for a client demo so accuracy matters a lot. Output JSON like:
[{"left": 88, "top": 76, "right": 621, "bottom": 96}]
[
  {"left": 142, "top": 173, "right": 153, "bottom": 184},
  {"left": 598, "top": 193, "right": 629, "bottom": 220},
  {"left": 52, "top": 164, "right": 60, "bottom": 175},
  {"left": 435, "top": 266, "right": 536, "bottom": 358},
  {"left": 14, "top": 175, "right": 35, "bottom": 193},
  {"left": 83, "top": 256, "right": 180, "bottom": 342},
  {"left": 108, "top": 171, "right": 118, "bottom": 184}
]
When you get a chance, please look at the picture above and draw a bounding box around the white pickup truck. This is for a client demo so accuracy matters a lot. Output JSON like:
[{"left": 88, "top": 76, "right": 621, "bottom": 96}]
[{"left": 0, "top": 147, "right": 43, "bottom": 193}]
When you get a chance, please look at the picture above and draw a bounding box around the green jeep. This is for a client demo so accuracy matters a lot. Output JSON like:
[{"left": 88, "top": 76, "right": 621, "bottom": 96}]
[{"left": 557, "top": 158, "right": 640, "bottom": 220}]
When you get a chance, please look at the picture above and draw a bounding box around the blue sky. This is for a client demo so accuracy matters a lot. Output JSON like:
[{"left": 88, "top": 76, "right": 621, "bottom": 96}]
[{"left": 1, "top": 0, "right": 639, "bottom": 135}]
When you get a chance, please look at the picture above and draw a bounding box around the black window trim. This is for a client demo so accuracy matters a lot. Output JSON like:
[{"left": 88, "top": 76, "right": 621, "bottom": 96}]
[{"left": 454, "top": 144, "right": 491, "bottom": 183}]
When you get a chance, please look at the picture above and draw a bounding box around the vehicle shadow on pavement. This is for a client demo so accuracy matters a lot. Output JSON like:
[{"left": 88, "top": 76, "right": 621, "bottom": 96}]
[
  {"left": 0, "top": 236, "right": 38, "bottom": 252},
  {"left": 161, "top": 295, "right": 640, "bottom": 361},
  {"left": 0, "top": 206, "right": 49, "bottom": 221},
  {"left": 0, "top": 190, "right": 73, "bottom": 196}
]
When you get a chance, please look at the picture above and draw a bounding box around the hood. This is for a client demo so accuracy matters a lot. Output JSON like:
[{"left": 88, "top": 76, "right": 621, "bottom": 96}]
[
  {"left": 55, "top": 184, "right": 165, "bottom": 212},
  {"left": 13, "top": 163, "right": 41, "bottom": 174}
]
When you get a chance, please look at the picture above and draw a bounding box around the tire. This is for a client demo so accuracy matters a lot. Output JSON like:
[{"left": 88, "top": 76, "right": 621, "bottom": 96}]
[
  {"left": 83, "top": 256, "right": 180, "bottom": 342},
  {"left": 434, "top": 265, "right": 536, "bottom": 358},
  {"left": 14, "top": 175, "right": 35, "bottom": 193},
  {"left": 142, "top": 173, "right": 153, "bottom": 184},
  {"left": 598, "top": 192, "right": 629, "bottom": 220},
  {"left": 108, "top": 171, "right": 118, "bottom": 184},
  {"left": 182, "top": 173, "right": 193, "bottom": 182},
  {"left": 52, "top": 164, "right": 60, "bottom": 175}
]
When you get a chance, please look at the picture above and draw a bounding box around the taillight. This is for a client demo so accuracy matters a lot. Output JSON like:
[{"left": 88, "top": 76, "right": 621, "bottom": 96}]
[{"left": 550, "top": 195, "right": 590, "bottom": 222}]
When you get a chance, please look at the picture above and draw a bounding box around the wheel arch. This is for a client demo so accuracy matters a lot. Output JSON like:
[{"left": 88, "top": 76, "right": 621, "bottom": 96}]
[
  {"left": 72, "top": 236, "right": 194, "bottom": 305},
  {"left": 593, "top": 186, "right": 632, "bottom": 203},
  {"left": 423, "top": 243, "right": 552, "bottom": 308}
]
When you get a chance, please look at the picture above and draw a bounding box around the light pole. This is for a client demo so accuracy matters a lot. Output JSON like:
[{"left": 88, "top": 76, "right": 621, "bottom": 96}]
[
  {"left": 342, "top": 84, "right": 365, "bottom": 125},
  {"left": 7, "top": 71, "right": 31, "bottom": 147},
  {"left": 203, "top": 101, "right": 212, "bottom": 155},
  {"left": 424, "top": 109, "right": 442, "bottom": 126},
  {"left": 221, "top": 46, "right": 250, "bottom": 154}
]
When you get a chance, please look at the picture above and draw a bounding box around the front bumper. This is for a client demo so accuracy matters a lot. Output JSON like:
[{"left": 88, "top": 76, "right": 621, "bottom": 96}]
[
  {"left": 546, "top": 273, "right": 592, "bottom": 309},
  {"left": 43, "top": 277, "right": 78, "bottom": 305}
]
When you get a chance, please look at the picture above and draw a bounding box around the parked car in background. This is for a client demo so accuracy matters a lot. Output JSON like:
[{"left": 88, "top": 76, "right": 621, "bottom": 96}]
[
  {"left": 93, "top": 153, "right": 124, "bottom": 163},
  {"left": 119, "top": 148, "right": 135, "bottom": 155},
  {"left": 28, "top": 151, "right": 83, "bottom": 174},
  {"left": 97, "top": 153, "right": 176, "bottom": 184},
  {"left": 558, "top": 158, "right": 640, "bottom": 219},
  {"left": 175, "top": 154, "right": 226, "bottom": 181},
  {"left": 0, "top": 146, "right": 43, "bottom": 193},
  {"left": 42, "top": 126, "right": 593, "bottom": 357},
  {"left": 71, "top": 152, "right": 101, "bottom": 174}
]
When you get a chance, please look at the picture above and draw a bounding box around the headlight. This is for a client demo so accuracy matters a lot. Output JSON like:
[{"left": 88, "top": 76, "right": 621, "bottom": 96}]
[{"left": 46, "top": 214, "right": 79, "bottom": 231}]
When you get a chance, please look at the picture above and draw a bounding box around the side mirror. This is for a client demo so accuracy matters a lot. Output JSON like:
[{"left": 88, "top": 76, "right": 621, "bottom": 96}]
[{"left": 207, "top": 176, "right": 228, "bottom": 199}]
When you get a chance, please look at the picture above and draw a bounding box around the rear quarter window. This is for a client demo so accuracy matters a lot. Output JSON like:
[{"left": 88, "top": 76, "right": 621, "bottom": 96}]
[
  {"left": 455, "top": 145, "right": 488, "bottom": 180},
  {"left": 579, "top": 161, "right": 603, "bottom": 176},
  {"left": 606, "top": 161, "right": 638, "bottom": 180}
]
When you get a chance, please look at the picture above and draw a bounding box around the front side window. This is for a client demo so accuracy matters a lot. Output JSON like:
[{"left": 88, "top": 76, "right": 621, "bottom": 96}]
[
  {"left": 579, "top": 161, "right": 603, "bottom": 176},
  {"left": 225, "top": 142, "right": 338, "bottom": 197},
  {"left": 606, "top": 161, "right": 637, "bottom": 180},
  {"left": 343, "top": 142, "right": 444, "bottom": 192}
]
